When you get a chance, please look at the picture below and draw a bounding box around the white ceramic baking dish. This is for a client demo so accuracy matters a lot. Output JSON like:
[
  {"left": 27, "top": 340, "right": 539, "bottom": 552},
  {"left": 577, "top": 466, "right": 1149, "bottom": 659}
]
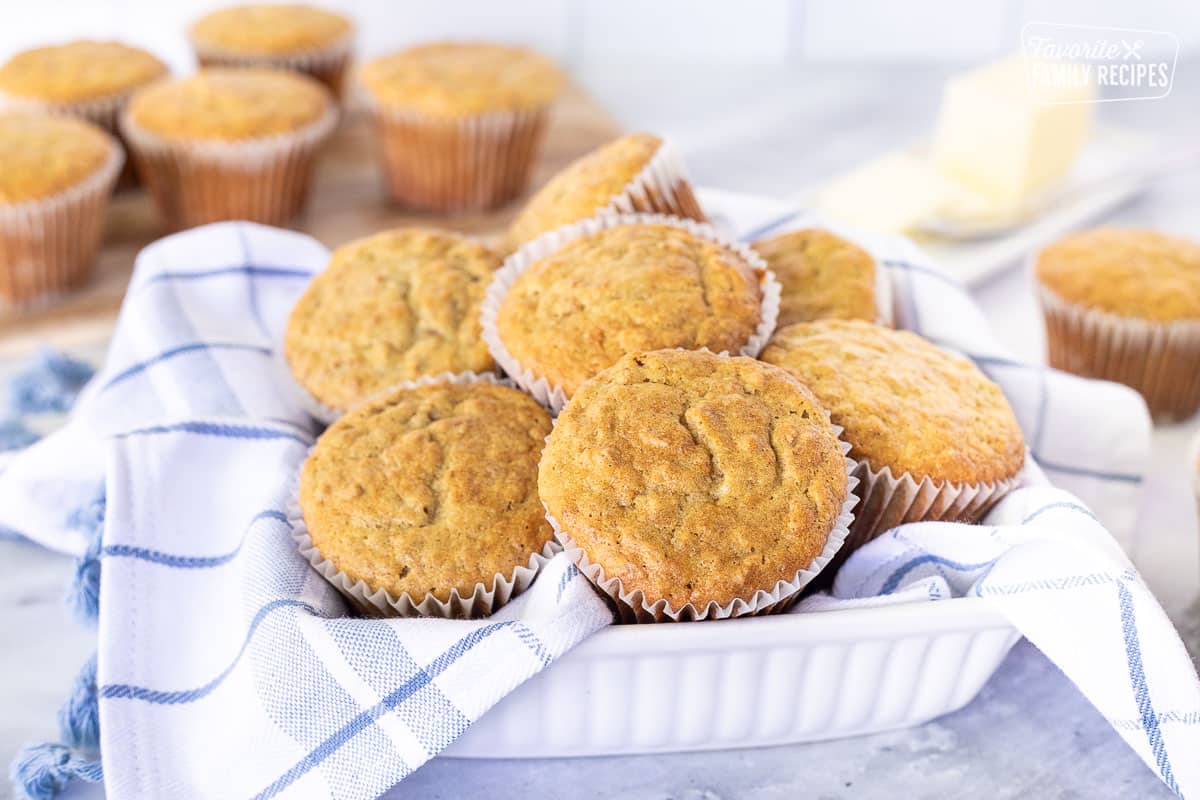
[{"left": 446, "top": 598, "right": 1020, "bottom": 757}]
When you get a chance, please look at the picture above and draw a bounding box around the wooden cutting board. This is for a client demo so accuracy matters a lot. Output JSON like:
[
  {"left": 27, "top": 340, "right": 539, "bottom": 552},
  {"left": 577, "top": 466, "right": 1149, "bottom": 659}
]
[{"left": 0, "top": 83, "right": 621, "bottom": 358}]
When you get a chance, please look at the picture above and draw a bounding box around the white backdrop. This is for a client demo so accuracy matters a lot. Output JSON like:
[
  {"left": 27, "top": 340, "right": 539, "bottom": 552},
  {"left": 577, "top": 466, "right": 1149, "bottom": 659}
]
[{"left": 0, "top": 0, "right": 1196, "bottom": 73}]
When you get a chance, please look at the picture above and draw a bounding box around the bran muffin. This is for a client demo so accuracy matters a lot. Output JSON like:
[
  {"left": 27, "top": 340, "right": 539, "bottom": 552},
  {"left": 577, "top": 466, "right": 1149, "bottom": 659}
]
[
  {"left": 752, "top": 228, "right": 892, "bottom": 327},
  {"left": 486, "top": 216, "right": 777, "bottom": 410},
  {"left": 285, "top": 228, "right": 501, "bottom": 416},
  {"left": 122, "top": 68, "right": 336, "bottom": 228},
  {"left": 297, "top": 378, "right": 555, "bottom": 617},
  {"left": 505, "top": 132, "right": 705, "bottom": 250},
  {"left": 0, "top": 113, "right": 122, "bottom": 305},
  {"left": 1035, "top": 228, "right": 1200, "bottom": 421},
  {"left": 760, "top": 320, "right": 1024, "bottom": 553},
  {"left": 358, "top": 42, "right": 564, "bottom": 212},
  {"left": 540, "top": 349, "right": 853, "bottom": 622},
  {"left": 189, "top": 4, "right": 354, "bottom": 95}
]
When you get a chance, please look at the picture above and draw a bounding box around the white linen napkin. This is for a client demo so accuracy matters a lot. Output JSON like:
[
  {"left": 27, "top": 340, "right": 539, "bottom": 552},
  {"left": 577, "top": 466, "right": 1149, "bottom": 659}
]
[{"left": 4, "top": 192, "right": 1196, "bottom": 800}]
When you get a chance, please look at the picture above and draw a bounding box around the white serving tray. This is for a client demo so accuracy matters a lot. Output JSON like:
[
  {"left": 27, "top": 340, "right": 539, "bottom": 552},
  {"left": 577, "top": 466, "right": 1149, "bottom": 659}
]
[{"left": 446, "top": 598, "right": 1020, "bottom": 757}]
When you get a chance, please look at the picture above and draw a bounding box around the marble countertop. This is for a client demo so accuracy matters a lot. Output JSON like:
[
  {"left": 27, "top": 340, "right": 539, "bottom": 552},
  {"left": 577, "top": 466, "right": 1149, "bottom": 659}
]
[{"left": 3, "top": 61, "right": 1199, "bottom": 799}]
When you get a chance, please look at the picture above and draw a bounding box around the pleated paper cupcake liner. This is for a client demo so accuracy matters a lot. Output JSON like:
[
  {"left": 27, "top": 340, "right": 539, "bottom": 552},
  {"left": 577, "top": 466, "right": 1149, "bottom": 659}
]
[
  {"left": 290, "top": 370, "right": 560, "bottom": 618},
  {"left": 120, "top": 103, "right": 338, "bottom": 230},
  {"left": 603, "top": 137, "right": 706, "bottom": 221},
  {"left": 0, "top": 141, "right": 123, "bottom": 308},
  {"left": 367, "top": 103, "right": 549, "bottom": 213},
  {"left": 547, "top": 422, "right": 859, "bottom": 623},
  {"left": 481, "top": 212, "right": 782, "bottom": 413},
  {"left": 191, "top": 33, "right": 355, "bottom": 97},
  {"left": 1038, "top": 283, "right": 1200, "bottom": 422}
]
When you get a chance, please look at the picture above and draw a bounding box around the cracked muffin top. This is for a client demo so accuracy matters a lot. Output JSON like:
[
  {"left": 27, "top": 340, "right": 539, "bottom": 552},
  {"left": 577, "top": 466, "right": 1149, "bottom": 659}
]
[
  {"left": 300, "top": 380, "right": 554, "bottom": 602},
  {"left": 753, "top": 228, "right": 885, "bottom": 327},
  {"left": 0, "top": 113, "right": 116, "bottom": 203},
  {"left": 506, "top": 132, "right": 663, "bottom": 248},
  {"left": 539, "top": 349, "right": 848, "bottom": 610},
  {"left": 1036, "top": 228, "right": 1200, "bottom": 322},
  {"left": 760, "top": 320, "right": 1025, "bottom": 484},
  {"left": 360, "top": 42, "right": 563, "bottom": 117},
  {"left": 191, "top": 4, "right": 352, "bottom": 55},
  {"left": 496, "top": 222, "right": 764, "bottom": 398},
  {"left": 127, "top": 68, "right": 331, "bottom": 140},
  {"left": 286, "top": 228, "right": 501, "bottom": 412},
  {"left": 0, "top": 40, "right": 167, "bottom": 103}
]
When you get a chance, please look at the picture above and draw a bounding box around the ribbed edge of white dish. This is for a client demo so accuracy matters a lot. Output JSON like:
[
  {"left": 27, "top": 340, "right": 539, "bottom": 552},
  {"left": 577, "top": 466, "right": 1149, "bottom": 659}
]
[
  {"left": 481, "top": 212, "right": 781, "bottom": 413},
  {"left": 289, "top": 370, "right": 560, "bottom": 618}
]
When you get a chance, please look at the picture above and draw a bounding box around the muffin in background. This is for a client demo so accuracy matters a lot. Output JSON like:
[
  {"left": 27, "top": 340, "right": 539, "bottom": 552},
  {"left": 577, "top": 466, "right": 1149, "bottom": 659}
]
[
  {"left": 1036, "top": 227, "right": 1200, "bottom": 422},
  {"left": 0, "top": 113, "right": 122, "bottom": 306},
  {"left": 0, "top": 40, "right": 167, "bottom": 187},
  {"left": 296, "top": 377, "right": 556, "bottom": 618},
  {"left": 285, "top": 228, "right": 501, "bottom": 418},
  {"left": 122, "top": 68, "right": 336, "bottom": 229},
  {"left": 752, "top": 228, "right": 892, "bottom": 327},
  {"left": 359, "top": 42, "right": 564, "bottom": 212},
  {"left": 505, "top": 132, "right": 705, "bottom": 250},
  {"left": 761, "top": 320, "right": 1025, "bottom": 562},
  {"left": 540, "top": 348, "right": 854, "bottom": 623},
  {"left": 189, "top": 4, "right": 354, "bottom": 95}
]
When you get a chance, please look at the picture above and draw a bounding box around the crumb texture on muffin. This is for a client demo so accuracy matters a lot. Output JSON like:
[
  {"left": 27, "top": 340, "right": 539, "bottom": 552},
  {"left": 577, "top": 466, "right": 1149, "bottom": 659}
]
[
  {"left": 506, "top": 132, "right": 663, "bottom": 247},
  {"left": 359, "top": 42, "right": 563, "bottom": 116},
  {"left": 300, "top": 381, "right": 554, "bottom": 602},
  {"left": 540, "top": 349, "right": 848, "bottom": 610},
  {"left": 191, "top": 4, "right": 352, "bottom": 54},
  {"left": 0, "top": 113, "right": 114, "bottom": 203},
  {"left": 497, "top": 223, "right": 763, "bottom": 397},
  {"left": 286, "top": 229, "right": 500, "bottom": 411},
  {"left": 1036, "top": 228, "right": 1200, "bottom": 322},
  {"left": 761, "top": 320, "right": 1025, "bottom": 484},
  {"left": 753, "top": 228, "right": 880, "bottom": 326},
  {"left": 127, "top": 68, "right": 331, "bottom": 140},
  {"left": 0, "top": 40, "right": 167, "bottom": 103}
]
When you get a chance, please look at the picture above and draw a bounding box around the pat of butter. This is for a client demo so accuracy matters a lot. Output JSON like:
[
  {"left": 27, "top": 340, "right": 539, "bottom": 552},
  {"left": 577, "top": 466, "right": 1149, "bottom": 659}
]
[
  {"left": 931, "top": 55, "right": 1094, "bottom": 217},
  {"left": 817, "top": 152, "right": 988, "bottom": 235}
]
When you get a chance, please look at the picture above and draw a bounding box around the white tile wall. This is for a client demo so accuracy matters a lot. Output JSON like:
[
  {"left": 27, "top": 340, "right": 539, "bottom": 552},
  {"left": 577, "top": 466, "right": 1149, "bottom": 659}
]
[{"left": 0, "top": 0, "right": 1195, "bottom": 72}]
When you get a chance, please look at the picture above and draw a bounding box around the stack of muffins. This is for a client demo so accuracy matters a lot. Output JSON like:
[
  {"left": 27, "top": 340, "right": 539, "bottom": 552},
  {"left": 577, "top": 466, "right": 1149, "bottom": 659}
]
[{"left": 285, "top": 129, "right": 1030, "bottom": 622}]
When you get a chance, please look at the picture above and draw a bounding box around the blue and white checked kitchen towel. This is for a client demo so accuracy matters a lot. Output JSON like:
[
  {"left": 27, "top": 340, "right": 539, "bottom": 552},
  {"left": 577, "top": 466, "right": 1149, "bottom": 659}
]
[{"left": 3, "top": 191, "right": 1198, "bottom": 799}]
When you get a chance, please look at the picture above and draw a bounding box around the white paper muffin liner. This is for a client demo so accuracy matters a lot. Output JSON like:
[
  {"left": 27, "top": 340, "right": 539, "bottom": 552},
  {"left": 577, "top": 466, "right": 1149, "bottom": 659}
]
[
  {"left": 289, "top": 370, "right": 560, "bottom": 618},
  {"left": 482, "top": 212, "right": 782, "bottom": 413},
  {"left": 191, "top": 32, "right": 355, "bottom": 96},
  {"left": 0, "top": 138, "right": 123, "bottom": 308},
  {"left": 120, "top": 102, "right": 338, "bottom": 229},
  {"left": 602, "top": 137, "right": 706, "bottom": 220},
  {"left": 546, "top": 418, "right": 859, "bottom": 623},
  {"left": 1037, "top": 282, "right": 1200, "bottom": 422}
]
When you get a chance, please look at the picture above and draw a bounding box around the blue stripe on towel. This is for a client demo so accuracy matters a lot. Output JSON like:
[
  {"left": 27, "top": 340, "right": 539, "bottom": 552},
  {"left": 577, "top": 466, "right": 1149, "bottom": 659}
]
[
  {"left": 115, "top": 421, "right": 310, "bottom": 446},
  {"left": 102, "top": 342, "right": 273, "bottom": 391},
  {"left": 880, "top": 554, "right": 996, "bottom": 595},
  {"left": 135, "top": 265, "right": 315, "bottom": 291},
  {"left": 101, "top": 510, "right": 290, "bottom": 568}
]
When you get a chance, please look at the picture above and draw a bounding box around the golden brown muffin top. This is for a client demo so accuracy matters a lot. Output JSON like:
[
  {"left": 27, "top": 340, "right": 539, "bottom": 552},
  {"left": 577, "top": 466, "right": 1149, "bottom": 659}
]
[
  {"left": 0, "top": 40, "right": 167, "bottom": 103},
  {"left": 753, "top": 228, "right": 881, "bottom": 327},
  {"left": 761, "top": 320, "right": 1025, "bottom": 484},
  {"left": 540, "top": 349, "right": 848, "bottom": 610},
  {"left": 506, "top": 133, "right": 663, "bottom": 248},
  {"left": 0, "top": 113, "right": 115, "bottom": 203},
  {"left": 359, "top": 42, "right": 563, "bottom": 116},
  {"left": 286, "top": 229, "right": 501, "bottom": 412},
  {"left": 300, "top": 381, "right": 554, "bottom": 603},
  {"left": 497, "top": 223, "right": 764, "bottom": 398},
  {"left": 191, "top": 4, "right": 352, "bottom": 54},
  {"left": 1036, "top": 228, "right": 1200, "bottom": 322},
  {"left": 127, "top": 68, "right": 331, "bottom": 141}
]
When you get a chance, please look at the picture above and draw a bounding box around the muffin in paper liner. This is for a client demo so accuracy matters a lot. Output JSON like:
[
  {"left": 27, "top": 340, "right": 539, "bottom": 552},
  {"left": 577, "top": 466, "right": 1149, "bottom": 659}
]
[
  {"left": 289, "top": 370, "right": 560, "bottom": 619},
  {"left": 545, "top": 422, "right": 859, "bottom": 623},
  {"left": 1038, "top": 282, "right": 1200, "bottom": 422},
  {"left": 191, "top": 33, "right": 355, "bottom": 98},
  {"left": 120, "top": 103, "right": 338, "bottom": 230},
  {"left": 0, "top": 140, "right": 123, "bottom": 308},
  {"left": 481, "top": 212, "right": 782, "bottom": 413},
  {"left": 368, "top": 104, "right": 549, "bottom": 212}
]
